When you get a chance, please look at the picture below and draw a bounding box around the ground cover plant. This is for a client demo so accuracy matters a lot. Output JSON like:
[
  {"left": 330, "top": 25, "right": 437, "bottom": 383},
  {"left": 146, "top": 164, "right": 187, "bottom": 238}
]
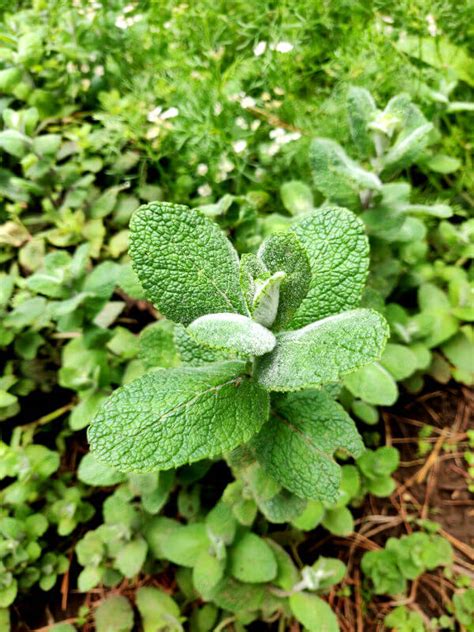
[{"left": 0, "top": 0, "right": 473, "bottom": 630}]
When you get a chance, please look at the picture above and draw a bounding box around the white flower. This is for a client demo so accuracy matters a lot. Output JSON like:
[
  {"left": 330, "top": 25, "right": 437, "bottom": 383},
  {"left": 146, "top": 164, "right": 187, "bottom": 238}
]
[
  {"left": 219, "top": 156, "right": 235, "bottom": 174},
  {"left": 161, "top": 107, "right": 179, "bottom": 119},
  {"left": 266, "top": 142, "right": 280, "bottom": 156},
  {"left": 115, "top": 13, "right": 142, "bottom": 29},
  {"left": 274, "top": 86, "right": 285, "bottom": 96},
  {"left": 274, "top": 41, "right": 293, "bottom": 53},
  {"left": 281, "top": 131, "right": 301, "bottom": 143},
  {"left": 269, "top": 127, "right": 286, "bottom": 139},
  {"left": 235, "top": 117, "right": 248, "bottom": 129},
  {"left": 251, "top": 120, "right": 261, "bottom": 131},
  {"left": 232, "top": 139, "right": 247, "bottom": 154},
  {"left": 268, "top": 128, "right": 301, "bottom": 147},
  {"left": 146, "top": 127, "right": 160, "bottom": 140},
  {"left": 240, "top": 96, "right": 256, "bottom": 109},
  {"left": 94, "top": 65, "right": 105, "bottom": 77},
  {"left": 198, "top": 184, "right": 212, "bottom": 197},
  {"left": 197, "top": 163, "right": 208, "bottom": 176},
  {"left": 147, "top": 106, "right": 163, "bottom": 123},
  {"left": 214, "top": 102, "right": 223, "bottom": 116},
  {"left": 426, "top": 14, "right": 439, "bottom": 37},
  {"left": 115, "top": 15, "right": 128, "bottom": 29},
  {"left": 123, "top": 3, "right": 135, "bottom": 13},
  {"left": 253, "top": 41, "right": 267, "bottom": 57}
]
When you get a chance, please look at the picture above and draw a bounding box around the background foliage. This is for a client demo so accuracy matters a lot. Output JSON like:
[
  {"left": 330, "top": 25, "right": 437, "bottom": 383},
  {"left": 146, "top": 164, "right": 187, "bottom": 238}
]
[{"left": 0, "top": 0, "right": 473, "bottom": 630}]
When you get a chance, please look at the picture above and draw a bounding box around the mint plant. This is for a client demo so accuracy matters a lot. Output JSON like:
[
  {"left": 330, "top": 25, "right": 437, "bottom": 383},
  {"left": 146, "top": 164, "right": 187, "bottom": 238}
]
[
  {"left": 361, "top": 530, "right": 453, "bottom": 596},
  {"left": 88, "top": 202, "right": 388, "bottom": 503}
]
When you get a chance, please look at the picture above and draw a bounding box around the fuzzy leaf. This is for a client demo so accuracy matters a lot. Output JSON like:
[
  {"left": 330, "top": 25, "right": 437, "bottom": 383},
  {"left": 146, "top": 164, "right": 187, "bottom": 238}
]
[
  {"left": 255, "top": 309, "right": 389, "bottom": 392},
  {"left": 289, "top": 207, "right": 369, "bottom": 328},
  {"left": 344, "top": 362, "right": 398, "bottom": 406},
  {"left": 289, "top": 593, "right": 339, "bottom": 632},
  {"left": 130, "top": 202, "right": 247, "bottom": 324},
  {"left": 88, "top": 362, "right": 269, "bottom": 471},
  {"left": 187, "top": 313, "right": 276, "bottom": 357},
  {"left": 94, "top": 595, "right": 134, "bottom": 632},
  {"left": 139, "top": 320, "right": 180, "bottom": 369},
  {"left": 280, "top": 180, "right": 314, "bottom": 216},
  {"left": 135, "top": 586, "right": 181, "bottom": 632},
  {"left": 251, "top": 271, "right": 287, "bottom": 328},
  {"left": 347, "top": 86, "right": 377, "bottom": 157},
  {"left": 116, "top": 538, "right": 148, "bottom": 578},
  {"left": 229, "top": 533, "right": 277, "bottom": 583},
  {"left": 382, "top": 123, "right": 434, "bottom": 176},
  {"left": 239, "top": 253, "right": 268, "bottom": 311},
  {"left": 159, "top": 524, "right": 210, "bottom": 567},
  {"left": 257, "top": 232, "right": 311, "bottom": 329},
  {"left": 173, "top": 324, "right": 229, "bottom": 366},
  {"left": 310, "top": 138, "right": 381, "bottom": 206},
  {"left": 77, "top": 453, "right": 126, "bottom": 487},
  {"left": 252, "top": 390, "right": 364, "bottom": 502}
]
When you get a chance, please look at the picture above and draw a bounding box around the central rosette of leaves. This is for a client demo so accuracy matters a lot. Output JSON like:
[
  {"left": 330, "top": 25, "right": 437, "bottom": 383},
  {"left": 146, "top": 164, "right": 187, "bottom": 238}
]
[{"left": 88, "top": 202, "right": 389, "bottom": 502}]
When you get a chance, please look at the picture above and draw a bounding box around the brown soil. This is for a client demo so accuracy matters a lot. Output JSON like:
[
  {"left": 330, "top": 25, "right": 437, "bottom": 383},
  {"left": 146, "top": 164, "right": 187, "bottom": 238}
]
[{"left": 328, "top": 383, "right": 474, "bottom": 632}]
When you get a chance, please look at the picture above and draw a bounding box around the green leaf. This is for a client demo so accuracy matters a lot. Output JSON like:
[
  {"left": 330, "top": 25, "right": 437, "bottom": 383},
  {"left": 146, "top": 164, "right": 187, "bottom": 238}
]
[
  {"left": 94, "top": 595, "right": 134, "bottom": 632},
  {"left": 255, "top": 309, "right": 389, "bottom": 392},
  {"left": 384, "top": 606, "right": 425, "bottom": 632},
  {"left": 88, "top": 361, "right": 269, "bottom": 471},
  {"left": 160, "top": 524, "right": 210, "bottom": 567},
  {"left": 425, "top": 154, "right": 461, "bottom": 174},
  {"left": 252, "top": 390, "right": 364, "bottom": 502},
  {"left": 344, "top": 362, "right": 398, "bottom": 406},
  {"left": 78, "top": 566, "right": 102, "bottom": 592},
  {"left": 289, "top": 207, "right": 369, "bottom": 327},
  {"left": 115, "top": 538, "right": 148, "bottom": 578},
  {"left": 206, "top": 501, "right": 237, "bottom": 545},
  {"left": 229, "top": 533, "right": 277, "bottom": 583},
  {"left": 280, "top": 181, "right": 314, "bottom": 216},
  {"left": 358, "top": 447, "right": 400, "bottom": 479},
  {"left": 209, "top": 577, "right": 266, "bottom": 613},
  {"left": 267, "top": 540, "right": 299, "bottom": 590},
  {"left": 321, "top": 507, "right": 354, "bottom": 536},
  {"left": 136, "top": 586, "right": 182, "bottom": 632},
  {"left": 187, "top": 313, "right": 276, "bottom": 356},
  {"left": 310, "top": 138, "right": 381, "bottom": 206},
  {"left": 381, "top": 123, "right": 434, "bottom": 176},
  {"left": 442, "top": 331, "right": 474, "bottom": 380},
  {"left": 303, "top": 557, "right": 346, "bottom": 591},
  {"left": 130, "top": 202, "right": 247, "bottom": 324},
  {"left": 251, "top": 272, "right": 287, "bottom": 328},
  {"left": 0, "top": 580, "right": 17, "bottom": 608},
  {"left": 289, "top": 592, "right": 339, "bottom": 632},
  {"left": 145, "top": 517, "right": 181, "bottom": 559},
  {"left": 0, "top": 130, "right": 30, "bottom": 158},
  {"left": 139, "top": 320, "right": 181, "bottom": 369},
  {"left": 239, "top": 253, "right": 268, "bottom": 310},
  {"left": 395, "top": 35, "right": 474, "bottom": 87},
  {"left": 347, "top": 86, "right": 377, "bottom": 157},
  {"left": 193, "top": 551, "right": 225, "bottom": 597},
  {"left": 381, "top": 343, "right": 418, "bottom": 380},
  {"left": 257, "top": 232, "right": 311, "bottom": 329},
  {"left": 77, "top": 453, "right": 126, "bottom": 487},
  {"left": 69, "top": 391, "right": 108, "bottom": 431},
  {"left": 174, "top": 324, "right": 229, "bottom": 366},
  {"left": 291, "top": 500, "right": 325, "bottom": 531}
]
